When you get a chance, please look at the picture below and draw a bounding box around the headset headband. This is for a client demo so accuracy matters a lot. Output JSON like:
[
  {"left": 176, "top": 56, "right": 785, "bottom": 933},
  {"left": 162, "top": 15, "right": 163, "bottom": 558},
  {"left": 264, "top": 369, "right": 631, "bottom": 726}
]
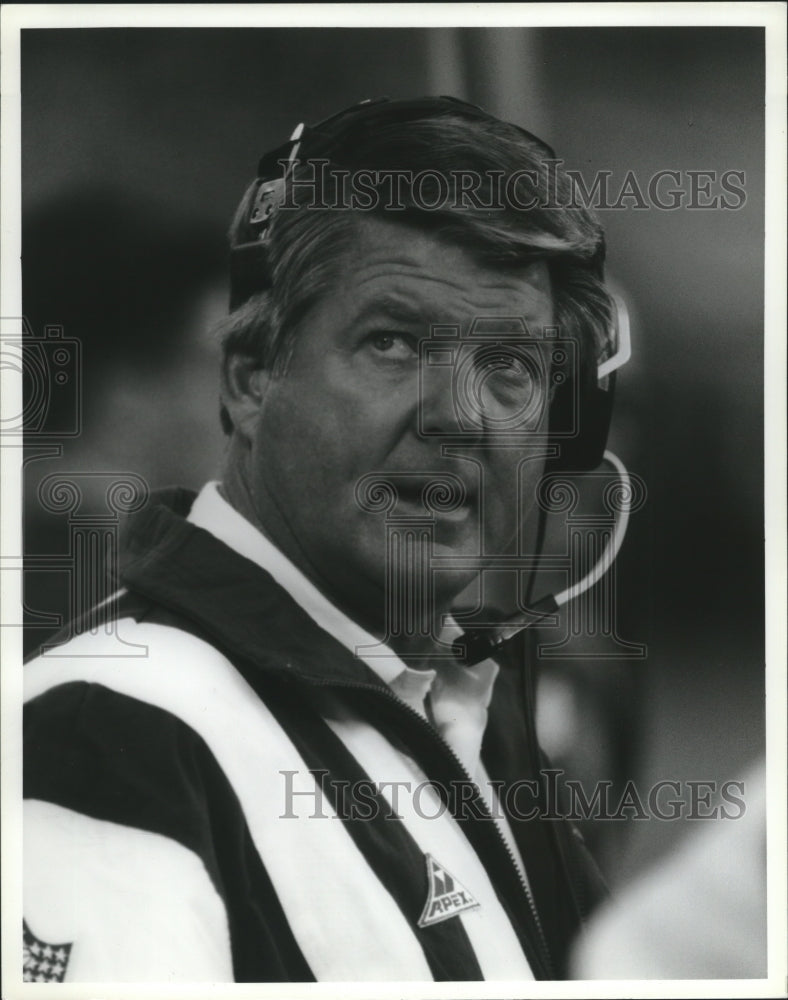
[{"left": 229, "top": 96, "right": 562, "bottom": 310}]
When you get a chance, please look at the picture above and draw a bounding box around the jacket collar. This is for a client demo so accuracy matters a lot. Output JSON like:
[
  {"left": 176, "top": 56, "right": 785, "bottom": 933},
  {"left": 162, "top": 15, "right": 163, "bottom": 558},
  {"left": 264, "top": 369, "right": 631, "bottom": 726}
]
[
  {"left": 119, "top": 489, "right": 391, "bottom": 690},
  {"left": 187, "top": 481, "right": 426, "bottom": 689}
]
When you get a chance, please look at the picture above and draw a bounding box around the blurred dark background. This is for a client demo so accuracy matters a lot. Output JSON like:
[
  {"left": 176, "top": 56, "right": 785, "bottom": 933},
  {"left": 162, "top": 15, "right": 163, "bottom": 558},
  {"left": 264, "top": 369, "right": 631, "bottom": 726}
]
[{"left": 21, "top": 27, "right": 764, "bottom": 887}]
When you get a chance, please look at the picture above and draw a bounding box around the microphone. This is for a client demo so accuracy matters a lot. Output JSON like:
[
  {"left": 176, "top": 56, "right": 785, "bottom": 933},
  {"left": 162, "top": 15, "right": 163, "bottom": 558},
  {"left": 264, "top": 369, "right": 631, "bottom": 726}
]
[{"left": 452, "top": 593, "right": 559, "bottom": 665}]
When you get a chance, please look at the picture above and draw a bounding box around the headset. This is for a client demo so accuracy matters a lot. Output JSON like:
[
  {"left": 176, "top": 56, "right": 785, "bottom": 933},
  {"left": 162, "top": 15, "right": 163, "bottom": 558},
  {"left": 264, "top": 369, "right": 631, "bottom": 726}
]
[
  {"left": 229, "top": 96, "right": 566, "bottom": 307},
  {"left": 228, "top": 97, "right": 634, "bottom": 664}
]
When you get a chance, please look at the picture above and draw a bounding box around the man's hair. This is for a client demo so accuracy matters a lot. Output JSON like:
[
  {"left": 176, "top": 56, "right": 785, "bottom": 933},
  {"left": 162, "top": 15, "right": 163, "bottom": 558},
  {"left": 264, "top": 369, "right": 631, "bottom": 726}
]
[{"left": 217, "top": 106, "right": 613, "bottom": 434}]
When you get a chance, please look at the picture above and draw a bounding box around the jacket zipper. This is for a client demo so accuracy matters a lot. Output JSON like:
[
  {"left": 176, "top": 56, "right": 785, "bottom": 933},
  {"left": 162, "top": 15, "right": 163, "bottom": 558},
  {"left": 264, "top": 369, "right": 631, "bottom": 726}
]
[
  {"left": 297, "top": 671, "right": 554, "bottom": 978},
  {"left": 520, "top": 646, "right": 590, "bottom": 934}
]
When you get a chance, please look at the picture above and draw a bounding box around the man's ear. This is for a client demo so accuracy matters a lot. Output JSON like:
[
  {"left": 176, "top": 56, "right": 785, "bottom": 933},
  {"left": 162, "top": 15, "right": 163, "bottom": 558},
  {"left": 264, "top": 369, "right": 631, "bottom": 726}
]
[{"left": 221, "top": 353, "right": 272, "bottom": 442}]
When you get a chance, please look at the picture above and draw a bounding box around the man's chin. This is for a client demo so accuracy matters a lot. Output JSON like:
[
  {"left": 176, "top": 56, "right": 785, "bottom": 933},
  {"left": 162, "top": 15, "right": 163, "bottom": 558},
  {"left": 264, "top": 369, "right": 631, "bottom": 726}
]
[
  {"left": 321, "top": 518, "right": 482, "bottom": 629},
  {"left": 328, "top": 554, "right": 473, "bottom": 634}
]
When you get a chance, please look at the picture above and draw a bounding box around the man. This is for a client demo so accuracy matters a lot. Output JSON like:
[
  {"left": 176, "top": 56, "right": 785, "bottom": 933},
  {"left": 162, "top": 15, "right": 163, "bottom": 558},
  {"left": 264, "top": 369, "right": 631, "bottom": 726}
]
[{"left": 23, "top": 97, "right": 616, "bottom": 982}]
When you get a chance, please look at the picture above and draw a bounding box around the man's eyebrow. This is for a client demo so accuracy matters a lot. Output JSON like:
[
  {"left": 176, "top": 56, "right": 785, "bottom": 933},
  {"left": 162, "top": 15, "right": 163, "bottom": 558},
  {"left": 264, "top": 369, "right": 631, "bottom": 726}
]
[
  {"left": 349, "top": 292, "right": 553, "bottom": 333},
  {"left": 350, "top": 294, "right": 435, "bottom": 327}
]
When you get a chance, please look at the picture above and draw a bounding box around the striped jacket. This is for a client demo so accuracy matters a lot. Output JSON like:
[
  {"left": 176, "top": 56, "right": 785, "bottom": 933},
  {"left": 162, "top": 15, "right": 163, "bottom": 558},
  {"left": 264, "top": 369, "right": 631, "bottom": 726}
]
[{"left": 23, "top": 489, "right": 606, "bottom": 982}]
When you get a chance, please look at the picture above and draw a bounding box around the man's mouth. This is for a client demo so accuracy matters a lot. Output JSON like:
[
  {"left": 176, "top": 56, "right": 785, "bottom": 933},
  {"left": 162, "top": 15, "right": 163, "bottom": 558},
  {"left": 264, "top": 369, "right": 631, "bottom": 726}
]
[
  {"left": 387, "top": 476, "right": 477, "bottom": 522},
  {"left": 396, "top": 492, "right": 472, "bottom": 522}
]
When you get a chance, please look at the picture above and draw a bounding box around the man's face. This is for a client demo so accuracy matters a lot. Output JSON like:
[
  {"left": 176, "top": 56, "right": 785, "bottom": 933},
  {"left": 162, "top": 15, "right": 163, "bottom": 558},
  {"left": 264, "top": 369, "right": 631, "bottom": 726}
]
[{"left": 245, "top": 216, "right": 555, "bottom": 630}]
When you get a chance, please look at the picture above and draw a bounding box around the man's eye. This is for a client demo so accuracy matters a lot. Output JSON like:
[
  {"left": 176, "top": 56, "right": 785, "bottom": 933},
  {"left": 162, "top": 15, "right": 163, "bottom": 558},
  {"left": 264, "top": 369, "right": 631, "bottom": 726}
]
[
  {"left": 476, "top": 350, "right": 531, "bottom": 384},
  {"left": 482, "top": 353, "right": 527, "bottom": 376},
  {"left": 367, "top": 332, "right": 417, "bottom": 359}
]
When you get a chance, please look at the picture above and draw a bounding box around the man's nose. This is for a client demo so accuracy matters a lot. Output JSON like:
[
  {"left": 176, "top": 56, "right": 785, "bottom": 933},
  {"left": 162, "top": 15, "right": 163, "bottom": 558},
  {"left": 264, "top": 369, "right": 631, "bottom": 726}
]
[{"left": 417, "top": 358, "right": 465, "bottom": 438}]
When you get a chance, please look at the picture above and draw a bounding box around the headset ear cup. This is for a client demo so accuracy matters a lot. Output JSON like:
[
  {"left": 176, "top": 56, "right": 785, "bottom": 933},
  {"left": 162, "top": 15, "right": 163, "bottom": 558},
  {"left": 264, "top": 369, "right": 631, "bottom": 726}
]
[{"left": 547, "top": 370, "right": 616, "bottom": 472}]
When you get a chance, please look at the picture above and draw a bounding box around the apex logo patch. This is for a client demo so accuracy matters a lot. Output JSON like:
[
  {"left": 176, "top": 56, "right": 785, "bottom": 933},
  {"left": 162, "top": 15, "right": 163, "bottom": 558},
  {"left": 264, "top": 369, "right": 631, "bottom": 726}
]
[
  {"left": 417, "top": 854, "right": 480, "bottom": 928},
  {"left": 23, "top": 919, "right": 72, "bottom": 982}
]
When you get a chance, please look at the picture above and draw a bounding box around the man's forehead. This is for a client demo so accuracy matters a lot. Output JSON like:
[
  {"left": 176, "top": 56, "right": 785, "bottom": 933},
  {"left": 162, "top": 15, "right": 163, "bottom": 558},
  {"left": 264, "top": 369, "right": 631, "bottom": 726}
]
[{"left": 341, "top": 217, "right": 555, "bottom": 326}]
